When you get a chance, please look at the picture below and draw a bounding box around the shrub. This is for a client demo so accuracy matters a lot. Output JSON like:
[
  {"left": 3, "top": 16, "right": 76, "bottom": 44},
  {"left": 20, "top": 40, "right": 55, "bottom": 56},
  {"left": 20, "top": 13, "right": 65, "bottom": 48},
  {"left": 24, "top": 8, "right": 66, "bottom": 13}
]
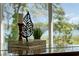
[{"left": 33, "top": 28, "right": 43, "bottom": 39}]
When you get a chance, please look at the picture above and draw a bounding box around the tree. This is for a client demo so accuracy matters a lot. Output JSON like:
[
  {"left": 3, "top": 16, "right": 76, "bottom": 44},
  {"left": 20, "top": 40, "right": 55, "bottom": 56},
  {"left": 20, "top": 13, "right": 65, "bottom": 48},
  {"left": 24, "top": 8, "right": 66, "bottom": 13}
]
[
  {"left": 4, "top": 3, "right": 48, "bottom": 41},
  {"left": 4, "top": 3, "right": 28, "bottom": 41},
  {"left": 53, "top": 4, "right": 74, "bottom": 47}
]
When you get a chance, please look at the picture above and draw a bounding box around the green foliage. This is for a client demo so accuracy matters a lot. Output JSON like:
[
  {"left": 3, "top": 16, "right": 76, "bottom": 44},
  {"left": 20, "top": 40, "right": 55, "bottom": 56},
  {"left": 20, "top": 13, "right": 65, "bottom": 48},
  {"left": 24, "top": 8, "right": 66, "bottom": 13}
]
[
  {"left": 53, "top": 4, "right": 74, "bottom": 46},
  {"left": 33, "top": 28, "right": 43, "bottom": 39},
  {"left": 71, "top": 36, "right": 79, "bottom": 44},
  {"left": 10, "top": 4, "right": 28, "bottom": 41},
  {"left": 34, "top": 22, "right": 48, "bottom": 28},
  {"left": 6, "top": 3, "right": 48, "bottom": 41},
  {"left": 11, "top": 13, "right": 19, "bottom": 41}
]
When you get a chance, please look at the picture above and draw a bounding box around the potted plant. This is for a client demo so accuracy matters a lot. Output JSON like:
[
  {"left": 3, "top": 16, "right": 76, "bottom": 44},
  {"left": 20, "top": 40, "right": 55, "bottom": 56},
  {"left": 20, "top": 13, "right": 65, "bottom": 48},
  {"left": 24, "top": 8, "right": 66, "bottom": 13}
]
[
  {"left": 33, "top": 28, "right": 43, "bottom": 40},
  {"left": 29, "top": 28, "right": 46, "bottom": 53}
]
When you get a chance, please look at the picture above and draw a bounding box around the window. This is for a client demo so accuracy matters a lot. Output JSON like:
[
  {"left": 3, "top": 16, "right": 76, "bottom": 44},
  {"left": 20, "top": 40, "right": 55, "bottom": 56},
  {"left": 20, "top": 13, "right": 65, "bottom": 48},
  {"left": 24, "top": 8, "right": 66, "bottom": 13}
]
[
  {"left": 1, "top": 3, "right": 79, "bottom": 56},
  {"left": 1, "top": 3, "right": 49, "bottom": 55},
  {"left": 53, "top": 3, "right": 79, "bottom": 53}
]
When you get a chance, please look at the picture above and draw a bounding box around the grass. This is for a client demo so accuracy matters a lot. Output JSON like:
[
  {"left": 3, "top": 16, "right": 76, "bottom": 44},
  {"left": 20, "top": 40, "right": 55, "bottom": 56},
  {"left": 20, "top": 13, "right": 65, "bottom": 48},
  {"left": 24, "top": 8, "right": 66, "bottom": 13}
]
[
  {"left": 53, "top": 36, "right": 79, "bottom": 47},
  {"left": 71, "top": 36, "right": 79, "bottom": 44}
]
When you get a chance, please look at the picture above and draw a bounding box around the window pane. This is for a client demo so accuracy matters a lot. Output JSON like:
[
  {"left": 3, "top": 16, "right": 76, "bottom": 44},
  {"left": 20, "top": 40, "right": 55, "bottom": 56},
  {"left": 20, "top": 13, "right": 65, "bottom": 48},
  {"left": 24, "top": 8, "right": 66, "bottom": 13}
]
[
  {"left": 53, "top": 3, "right": 79, "bottom": 53},
  {"left": 1, "top": 3, "right": 49, "bottom": 55}
]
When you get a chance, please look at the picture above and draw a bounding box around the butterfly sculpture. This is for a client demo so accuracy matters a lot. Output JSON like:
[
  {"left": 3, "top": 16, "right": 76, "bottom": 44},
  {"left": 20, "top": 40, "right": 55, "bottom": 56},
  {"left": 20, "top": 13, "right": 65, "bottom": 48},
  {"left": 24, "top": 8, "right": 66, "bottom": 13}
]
[{"left": 21, "top": 11, "right": 33, "bottom": 42}]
